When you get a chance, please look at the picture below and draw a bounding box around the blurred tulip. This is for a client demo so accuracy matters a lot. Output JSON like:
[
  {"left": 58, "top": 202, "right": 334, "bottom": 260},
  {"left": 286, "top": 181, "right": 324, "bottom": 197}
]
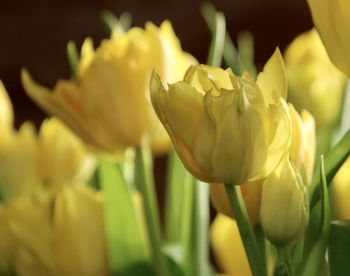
[
  {"left": 38, "top": 117, "right": 96, "bottom": 190},
  {"left": 22, "top": 21, "right": 196, "bottom": 154},
  {"left": 151, "top": 48, "right": 291, "bottom": 184},
  {"left": 307, "top": 0, "right": 350, "bottom": 76},
  {"left": 211, "top": 214, "right": 251, "bottom": 276},
  {"left": 260, "top": 157, "right": 309, "bottom": 245},
  {"left": 0, "top": 186, "right": 108, "bottom": 276},
  {"left": 331, "top": 157, "right": 350, "bottom": 220},
  {"left": 285, "top": 29, "right": 346, "bottom": 128}
]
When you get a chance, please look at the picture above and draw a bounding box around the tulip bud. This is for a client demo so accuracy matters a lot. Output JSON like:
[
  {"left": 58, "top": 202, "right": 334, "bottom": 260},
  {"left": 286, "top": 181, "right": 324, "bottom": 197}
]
[
  {"left": 285, "top": 29, "right": 346, "bottom": 128},
  {"left": 307, "top": 0, "right": 350, "bottom": 76},
  {"left": 288, "top": 104, "right": 316, "bottom": 184},
  {"left": 331, "top": 157, "right": 350, "bottom": 220},
  {"left": 260, "top": 157, "right": 309, "bottom": 245},
  {"left": 151, "top": 49, "right": 291, "bottom": 184},
  {"left": 22, "top": 21, "right": 196, "bottom": 154}
]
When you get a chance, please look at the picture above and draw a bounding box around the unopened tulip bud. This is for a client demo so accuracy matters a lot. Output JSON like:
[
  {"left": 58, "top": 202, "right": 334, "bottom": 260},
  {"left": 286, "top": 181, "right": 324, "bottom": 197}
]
[{"left": 260, "top": 157, "right": 309, "bottom": 245}]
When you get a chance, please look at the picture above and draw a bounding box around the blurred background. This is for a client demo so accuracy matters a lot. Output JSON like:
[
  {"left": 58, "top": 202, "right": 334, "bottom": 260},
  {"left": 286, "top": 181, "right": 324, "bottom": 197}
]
[{"left": 1, "top": 0, "right": 312, "bottom": 127}]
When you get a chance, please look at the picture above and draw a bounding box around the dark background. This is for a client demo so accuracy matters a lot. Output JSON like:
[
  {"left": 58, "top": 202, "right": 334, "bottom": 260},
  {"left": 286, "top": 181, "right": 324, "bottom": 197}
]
[{"left": 1, "top": 0, "right": 312, "bottom": 127}]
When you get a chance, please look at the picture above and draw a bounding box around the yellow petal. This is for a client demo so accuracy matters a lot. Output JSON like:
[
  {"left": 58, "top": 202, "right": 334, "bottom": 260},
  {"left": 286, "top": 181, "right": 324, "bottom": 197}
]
[
  {"left": 53, "top": 186, "right": 108, "bottom": 276},
  {"left": 256, "top": 48, "right": 288, "bottom": 104},
  {"left": 0, "top": 81, "right": 14, "bottom": 140},
  {"left": 308, "top": 0, "right": 350, "bottom": 76},
  {"left": 211, "top": 214, "right": 252, "bottom": 276}
]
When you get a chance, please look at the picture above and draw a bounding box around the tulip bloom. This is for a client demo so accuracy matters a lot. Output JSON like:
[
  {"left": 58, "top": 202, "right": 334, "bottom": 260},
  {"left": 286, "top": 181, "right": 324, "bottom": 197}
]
[
  {"left": 151, "top": 49, "right": 291, "bottom": 185},
  {"left": 0, "top": 84, "right": 95, "bottom": 200},
  {"left": 22, "top": 21, "right": 196, "bottom": 154},
  {"left": 209, "top": 105, "right": 315, "bottom": 224},
  {"left": 285, "top": 29, "right": 346, "bottom": 127},
  {"left": 307, "top": 0, "right": 350, "bottom": 76}
]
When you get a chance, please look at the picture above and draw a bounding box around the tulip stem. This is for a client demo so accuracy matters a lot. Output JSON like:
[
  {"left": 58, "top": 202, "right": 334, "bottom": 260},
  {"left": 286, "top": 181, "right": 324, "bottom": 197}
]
[
  {"left": 225, "top": 184, "right": 267, "bottom": 276},
  {"left": 274, "top": 246, "right": 293, "bottom": 276},
  {"left": 134, "top": 145, "right": 167, "bottom": 276}
]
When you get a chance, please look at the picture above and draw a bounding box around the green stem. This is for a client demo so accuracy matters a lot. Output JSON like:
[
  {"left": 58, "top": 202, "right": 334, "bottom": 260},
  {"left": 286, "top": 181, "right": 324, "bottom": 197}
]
[
  {"left": 225, "top": 184, "right": 267, "bottom": 276},
  {"left": 134, "top": 146, "right": 167, "bottom": 276},
  {"left": 274, "top": 246, "right": 293, "bottom": 276},
  {"left": 206, "top": 11, "right": 226, "bottom": 66}
]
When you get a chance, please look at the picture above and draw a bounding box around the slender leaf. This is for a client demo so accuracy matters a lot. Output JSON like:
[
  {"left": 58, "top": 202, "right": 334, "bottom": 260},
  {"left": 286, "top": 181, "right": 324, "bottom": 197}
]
[
  {"left": 201, "top": 2, "right": 242, "bottom": 74},
  {"left": 310, "top": 129, "right": 350, "bottom": 208},
  {"left": 66, "top": 41, "right": 79, "bottom": 79},
  {"left": 206, "top": 11, "right": 226, "bottom": 66},
  {"left": 165, "top": 150, "right": 192, "bottom": 243},
  {"left": 298, "top": 156, "right": 330, "bottom": 276},
  {"left": 98, "top": 157, "right": 150, "bottom": 275},
  {"left": 134, "top": 145, "right": 167, "bottom": 276},
  {"left": 237, "top": 31, "right": 257, "bottom": 78},
  {"left": 329, "top": 221, "right": 350, "bottom": 276}
]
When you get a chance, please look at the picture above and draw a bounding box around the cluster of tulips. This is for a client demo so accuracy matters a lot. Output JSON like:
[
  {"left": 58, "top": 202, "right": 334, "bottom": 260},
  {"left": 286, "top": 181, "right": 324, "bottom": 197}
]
[{"left": 1, "top": 1, "right": 350, "bottom": 276}]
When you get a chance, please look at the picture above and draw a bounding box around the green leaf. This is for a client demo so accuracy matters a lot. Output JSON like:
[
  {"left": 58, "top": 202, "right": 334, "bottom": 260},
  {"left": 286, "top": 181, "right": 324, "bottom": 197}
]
[
  {"left": 201, "top": 2, "right": 242, "bottom": 74},
  {"left": 206, "top": 11, "right": 226, "bottom": 66},
  {"left": 298, "top": 156, "right": 330, "bottom": 276},
  {"left": 165, "top": 150, "right": 192, "bottom": 243},
  {"left": 66, "top": 41, "right": 79, "bottom": 79},
  {"left": 163, "top": 243, "right": 184, "bottom": 276},
  {"left": 237, "top": 31, "right": 257, "bottom": 78},
  {"left": 310, "top": 129, "right": 350, "bottom": 209},
  {"left": 98, "top": 157, "right": 151, "bottom": 275},
  {"left": 134, "top": 145, "right": 167, "bottom": 276},
  {"left": 329, "top": 221, "right": 350, "bottom": 276}
]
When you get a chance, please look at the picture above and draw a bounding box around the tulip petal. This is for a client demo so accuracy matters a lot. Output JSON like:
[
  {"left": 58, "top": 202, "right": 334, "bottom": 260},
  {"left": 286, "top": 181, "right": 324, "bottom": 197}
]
[
  {"left": 150, "top": 72, "right": 213, "bottom": 181},
  {"left": 308, "top": 0, "right": 350, "bottom": 76},
  {"left": 256, "top": 48, "right": 288, "bottom": 104},
  {"left": 0, "top": 81, "right": 14, "bottom": 137}
]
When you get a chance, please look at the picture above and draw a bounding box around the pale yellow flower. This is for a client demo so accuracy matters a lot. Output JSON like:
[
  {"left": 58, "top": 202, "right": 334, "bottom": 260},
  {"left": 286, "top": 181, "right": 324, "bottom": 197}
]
[
  {"left": 260, "top": 156, "right": 309, "bottom": 245},
  {"left": 22, "top": 21, "right": 196, "bottom": 154},
  {"left": 285, "top": 29, "right": 346, "bottom": 127},
  {"left": 307, "top": 0, "right": 350, "bottom": 76},
  {"left": 151, "top": 49, "right": 291, "bottom": 184},
  {"left": 0, "top": 186, "right": 108, "bottom": 276}
]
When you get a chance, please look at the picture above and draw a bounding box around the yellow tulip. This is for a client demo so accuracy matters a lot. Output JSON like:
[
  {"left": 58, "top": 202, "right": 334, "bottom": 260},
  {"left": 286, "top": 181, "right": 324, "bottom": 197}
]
[
  {"left": 0, "top": 186, "right": 108, "bottom": 276},
  {"left": 151, "top": 48, "right": 291, "bottom": 184},
  {"left": 260, "top": 157, "right": 309, "bottom": 245},
  {"left": 209, "top": 105, "right": 315, "bottom": 225},
  {"left": 307, "top": 0, "right": 350, "bottom": 76},
  {"left": 38, "top": 117, "right": 96, "bottom": 190},
  {"left": 285, "top": 29, "right": 346, "bottom": 127},
  {"left": 211, "top": 214, "right": 252, "bottom": 276},
  {"left": 22, "top": 21, "right": 196, "bottom": 154},
  {"left": 331, "top": 157, "right": 350, "bottom": 220}
]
